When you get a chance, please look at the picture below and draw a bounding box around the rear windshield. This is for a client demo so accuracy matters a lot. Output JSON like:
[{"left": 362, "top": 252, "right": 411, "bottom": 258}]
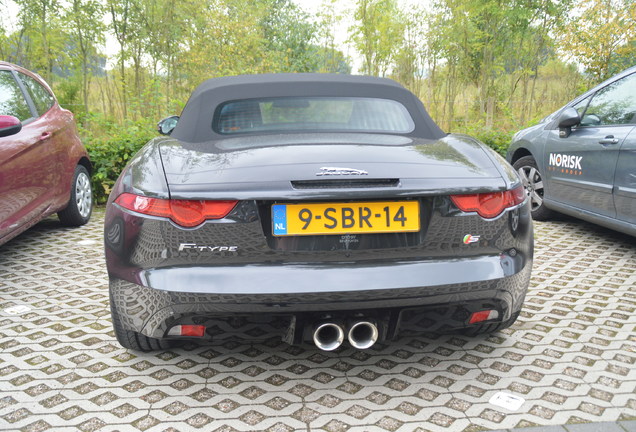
[{"left": 213, "top": 97, "right": 415, "bottom": 135}]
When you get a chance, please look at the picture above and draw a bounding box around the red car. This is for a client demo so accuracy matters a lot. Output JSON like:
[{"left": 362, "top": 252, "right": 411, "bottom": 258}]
[{"left": 0, "top": 62, "right": 92, "bottom": 246}]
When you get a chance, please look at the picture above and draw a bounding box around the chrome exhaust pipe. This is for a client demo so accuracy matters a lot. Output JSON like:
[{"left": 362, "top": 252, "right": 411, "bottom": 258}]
[
  {"left": 313, "top": 322, "right": 345, "bottom": 351},
  {"left": 347, "top": 321, "right": 379, "bottom": 350}
]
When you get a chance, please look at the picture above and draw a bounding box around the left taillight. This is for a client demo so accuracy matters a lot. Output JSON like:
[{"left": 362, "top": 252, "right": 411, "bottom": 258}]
[
  {"left": 450, "top": 185, "right": 525, "bottom": 219},
  {"left": 114, "top": 193, "right": 238, "bottom": 228}
]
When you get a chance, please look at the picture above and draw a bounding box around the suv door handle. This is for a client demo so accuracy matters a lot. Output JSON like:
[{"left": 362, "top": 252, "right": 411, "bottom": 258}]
[{"left": 599, "top": 135, "right": 619, "bottom": 145}]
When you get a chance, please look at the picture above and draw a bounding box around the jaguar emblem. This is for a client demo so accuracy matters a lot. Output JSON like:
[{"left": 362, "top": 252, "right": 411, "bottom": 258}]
[{"left": 316, "top": 167, "right": 369, "bottom": 176}]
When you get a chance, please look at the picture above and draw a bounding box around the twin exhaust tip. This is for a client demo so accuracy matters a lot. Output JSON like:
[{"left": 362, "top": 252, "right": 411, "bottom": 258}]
[
  {"left": 313, "top": 323, "right": 345, "bottom": 351},
  {"left": 348, "top": 321, "right": 380, "bottom": 350},
  {"left": 313, "top": 321, "right": 379, "bottom": 351}
]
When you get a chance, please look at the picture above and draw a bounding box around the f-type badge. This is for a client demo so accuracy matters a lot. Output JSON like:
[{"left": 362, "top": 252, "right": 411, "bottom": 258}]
[
  {"left": 316, "top": 167, "right": 369, "bottom": 176},
  {"left": 179, "top": 244, "right": 238, "bottom": 252}
]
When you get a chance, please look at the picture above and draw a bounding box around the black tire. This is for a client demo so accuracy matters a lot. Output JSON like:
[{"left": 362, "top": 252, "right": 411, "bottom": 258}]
[
  {"left": 460, "top": 311, "right": 520, "bottom": 336},
  {"left": 512, "top": 156, "right": 554, "bottom": 221},
  {"left": 58, "top": 165, "right": 93, "bottom": 226},
  {"left": 110, "top": 293, "right": 173, "bottom": 351}
]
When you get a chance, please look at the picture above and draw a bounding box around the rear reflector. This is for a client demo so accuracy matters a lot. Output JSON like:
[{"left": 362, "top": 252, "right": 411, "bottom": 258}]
[
  {"left": 450, "top": 185, "right": 525, "bottom": 219},
  {"left": 115, "top": 193, "right": 238, "bottom": 227},
  {"left": 469, "top": 310, "right": 499, "bottom": 324},
  {"left": 167, "top": 325, "right": 206, "bottom": 337}
]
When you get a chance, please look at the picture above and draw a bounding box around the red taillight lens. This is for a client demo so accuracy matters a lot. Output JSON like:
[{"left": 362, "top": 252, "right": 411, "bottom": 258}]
[
  {"left": 450, "top": 185, "right": 525, "bottom": 219},
  {"left": 114, "top": 193, "right": 238, "bottom": 227}
]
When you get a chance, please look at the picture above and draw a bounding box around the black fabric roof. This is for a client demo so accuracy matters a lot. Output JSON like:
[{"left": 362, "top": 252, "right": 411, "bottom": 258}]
[{"left": 171, "top": 73, "right": 446, "bottom": 142}]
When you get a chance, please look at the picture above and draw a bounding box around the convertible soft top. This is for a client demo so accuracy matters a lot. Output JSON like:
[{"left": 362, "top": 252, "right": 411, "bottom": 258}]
[{"left": 171, "top": 73, "right": 446, "bottom": 143}]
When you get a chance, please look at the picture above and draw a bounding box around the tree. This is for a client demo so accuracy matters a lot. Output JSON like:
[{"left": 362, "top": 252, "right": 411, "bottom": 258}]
[
  {"left": 182, "top": 0, "right": 268, "bottom": 83},
  {"left": 260, "top": 0, "right": 319, "bottom": 72},
  {"left": 501, "top": 0, "right": 569, "bottom": 123},
  {"left": 313, "top": 46, "right": 351, "bottom": 74},
  {"left": 131, "top": 0, "right": 192, "bottom": 110},
  {"left": 14, "top": 0, "right": 65, "bottom": 80},
  {"left": 560, "top": 0, "right": 636, "bottom": 82},
  {"left": 0, "top": 6, "right": 9, "bottom": 60},
  {"left": 392, "top": 6, "right": 427, "bottom": 96},
  {"left": 66, "top": 0, "right": 105, "bottom": 114},
  {"left": 108, "top": 0, "right": 132, "bottom": 119},
  {"left": 415, "top": 0, "right": 568, "bottom": 128},
  {"left": 351, "top": 0, "right": 403, "bottom": 77},
  {"left": 607, "top": 40, "right": 636, "bottom": 77}
]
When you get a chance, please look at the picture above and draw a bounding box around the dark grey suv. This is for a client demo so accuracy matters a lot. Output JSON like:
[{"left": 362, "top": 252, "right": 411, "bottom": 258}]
[{"left": 507, "top": 66, "right": 636, "bottom": 236}]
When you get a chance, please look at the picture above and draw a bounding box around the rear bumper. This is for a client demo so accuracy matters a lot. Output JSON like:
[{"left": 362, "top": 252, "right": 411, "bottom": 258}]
[{"left": 109, "top": 252, "right": 532, "bottom": 341}]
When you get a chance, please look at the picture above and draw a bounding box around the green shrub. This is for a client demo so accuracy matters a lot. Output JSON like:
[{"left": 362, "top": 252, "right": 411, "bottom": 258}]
[
  {"left": 471, "top": 128, "right": 516, "bottom": 156},
  {"left": 457, "top": 122, "right": 527, "bottom": 156},
  {"left": 81, "top": 114, "right": 156, "bottom": 203}
]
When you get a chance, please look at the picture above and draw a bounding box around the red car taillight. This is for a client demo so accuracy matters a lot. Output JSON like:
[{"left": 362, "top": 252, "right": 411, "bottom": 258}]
[
  {"left": 450, "top": 185, "right": 525, "bottom": 219},
  {"left": 114, "top": 193, "right": 238, "bottom": 228}
]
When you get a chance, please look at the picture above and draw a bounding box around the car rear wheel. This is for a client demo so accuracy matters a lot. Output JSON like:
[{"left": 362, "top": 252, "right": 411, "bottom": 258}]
[
  {"left": 110, "top": 294, "right": 174, "bottom": 351},
  {"left": 58, "top": 165, "right": 93, "bottom": 226},
  {"left": 513, "top": 156, "right": 554, "bottom": 221}
]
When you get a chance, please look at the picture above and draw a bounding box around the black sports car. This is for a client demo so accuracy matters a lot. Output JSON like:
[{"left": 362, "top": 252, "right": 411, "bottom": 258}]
[{"left": 104, "top": 74, "right": 533, "bottom": 352}]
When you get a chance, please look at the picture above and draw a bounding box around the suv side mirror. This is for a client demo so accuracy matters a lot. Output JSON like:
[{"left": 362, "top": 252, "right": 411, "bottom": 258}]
[
  {"left": 157, "top": 115, "right": 179, "bottom": 136},
  {"left": 0, "top": 115, "right": 22, "bottom": 138},
  {"left": 557, "top": 107, "right": 580, "bottom": 138}
]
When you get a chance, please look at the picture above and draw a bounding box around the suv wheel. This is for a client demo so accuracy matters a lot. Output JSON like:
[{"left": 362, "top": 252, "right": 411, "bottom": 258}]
[{"left": 513, "top": 156, "right": 554, "bottom": 221}]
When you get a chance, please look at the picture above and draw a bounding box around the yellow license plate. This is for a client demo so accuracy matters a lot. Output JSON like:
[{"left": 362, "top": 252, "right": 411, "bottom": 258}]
[{"left": 272, "top": 201, "right": 420, "bottom": 236}]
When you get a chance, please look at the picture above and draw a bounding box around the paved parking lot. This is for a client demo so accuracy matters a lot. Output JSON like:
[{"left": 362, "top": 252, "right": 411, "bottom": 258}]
[{"left": 0, "top": 209, "right": 634, "bottom": 432}]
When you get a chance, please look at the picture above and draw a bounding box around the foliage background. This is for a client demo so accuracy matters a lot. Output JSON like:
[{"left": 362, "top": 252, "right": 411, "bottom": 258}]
[{"left": 1, "top": 0, "right": 635, "bottom": 202}]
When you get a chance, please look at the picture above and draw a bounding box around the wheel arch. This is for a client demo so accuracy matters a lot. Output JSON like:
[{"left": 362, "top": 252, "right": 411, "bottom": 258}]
[
  {"left": 77, "top": 156, "right": 92, "bottom": 174},
  {"left": 509, "top": 147, "right": 534, "bottom": 165}
]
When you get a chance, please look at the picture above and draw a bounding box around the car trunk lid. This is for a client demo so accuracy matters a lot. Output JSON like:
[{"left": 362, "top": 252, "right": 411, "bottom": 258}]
[{"left": 159, "top": 133, "right": 505, "bottom": 200}]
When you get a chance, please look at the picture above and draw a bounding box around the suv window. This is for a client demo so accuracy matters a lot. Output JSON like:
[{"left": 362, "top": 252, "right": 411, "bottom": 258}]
[
  {"left": 0, "top": 70, "right": 32, "bottom": 121},
  {"left": 572, "top": 95, "right": 591, "bottom": 117},
  {"left": 18, "top": 73, "right": 55, "bottom": 116},
  {"left": 581, "top": 73, "right": 636, "bottom": 126}
]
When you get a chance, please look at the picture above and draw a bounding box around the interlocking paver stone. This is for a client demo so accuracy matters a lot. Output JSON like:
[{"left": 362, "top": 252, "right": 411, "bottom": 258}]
[
  {"left": 619, "top": 421, "right": 636, "bottom": 432},
  {"left": 0, "top": 210, "right": 635, "bottom": 431}
]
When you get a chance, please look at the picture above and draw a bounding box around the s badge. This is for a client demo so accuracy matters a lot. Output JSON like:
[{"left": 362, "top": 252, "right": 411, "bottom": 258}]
[{"left": 463, "top": 234, "right": 480, "bottom": 244}]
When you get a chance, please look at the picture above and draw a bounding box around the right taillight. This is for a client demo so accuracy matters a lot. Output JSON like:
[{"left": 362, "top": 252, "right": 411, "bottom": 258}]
[
  {"left": 450, "top": 185, "right": 525, "bottom": 219},
  {"left": 114, "top": 193, "right": 238, "bottom": 228}
]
